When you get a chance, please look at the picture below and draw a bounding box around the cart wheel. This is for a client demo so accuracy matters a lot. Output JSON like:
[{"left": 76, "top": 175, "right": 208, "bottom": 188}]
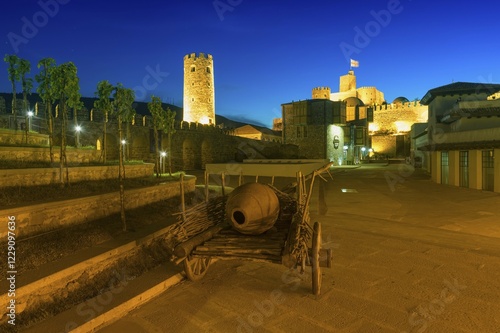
[
  {"left": 184, "top": 255, "right": 211, "bottom": 281},
  {"left": 312, "top": 221, "right": 322, "bottom": 295}
]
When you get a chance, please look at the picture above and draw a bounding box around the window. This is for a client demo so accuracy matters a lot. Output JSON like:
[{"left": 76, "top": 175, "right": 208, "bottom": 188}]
[
  {"left": 190, "top": 66, "right": 195, "bottom": 72},
  {"left": 191, "top": 98, "right": 195, "bottom": 101},
  {"left": 441, "top": 151, "right": 449, "bottom": 185},
  {"left": 459, "top": 151, "right": 468, "bottom": 188},
  {"left": 482, "top": 150, "right": 494, "bottom": 191},
  {"left": 206, "top": 67, "right": 211, "bottom": 74}
]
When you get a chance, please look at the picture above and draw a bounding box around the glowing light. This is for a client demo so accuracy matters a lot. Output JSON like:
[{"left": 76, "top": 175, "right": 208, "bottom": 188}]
[
  {"left": 27, "top": 111, "right": 34, "bottom": 117},
  {"left": 395, "top": 121, "right": 411, "bottom": 133},
  {"left": 121, "top": 140, "right": 126, "bottom": 145},
  {"left": 160, "top": 151, "right": 167, "bottom": 157},
  {"left": 369, "top": 123, "right": 379, "bottom": 132},
  {"left": 75, "top": 125, "right": 82, "bottom": 132},
  {"left": 343, "top": 145, "right": 348, "bottom": 150},
  {"left": 361, "top": 147, "right": 366, "bottom": 152},
  {"left": 199, "top": 116, "right": 210, "bottom": 125}
]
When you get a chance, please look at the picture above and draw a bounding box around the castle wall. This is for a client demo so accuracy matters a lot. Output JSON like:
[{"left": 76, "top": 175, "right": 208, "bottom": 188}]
[
  {"left": 0, "top": 104, "right": 297, "bottom": 172},
  {"left": 183, "top": 52, "right": 215, "bottom": 125},
  {"left": 370, "top": 103, "right": 428, "bottom": 134},
  {"left": 356, "top": 86, "right": 385, "bottom": 105}
]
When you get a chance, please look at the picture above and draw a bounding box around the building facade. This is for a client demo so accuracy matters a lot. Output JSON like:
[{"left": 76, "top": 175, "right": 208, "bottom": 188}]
[
  {"left": 418, "top": 82, "right": 500, "bottom": 193},
  {"left": 281, "top": 99, "right": 346, "bottom": 164},
  {"left": 183, "top": 52, "right": 215, "bottom": 125}
]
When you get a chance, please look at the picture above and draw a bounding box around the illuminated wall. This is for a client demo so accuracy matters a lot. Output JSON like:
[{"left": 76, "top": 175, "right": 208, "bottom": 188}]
[
  {"left": 326, "top": 125, "right": 345, "bottom": 165},
  {"left": 183, "top": 53, "right": 215, "bottom": 125}
]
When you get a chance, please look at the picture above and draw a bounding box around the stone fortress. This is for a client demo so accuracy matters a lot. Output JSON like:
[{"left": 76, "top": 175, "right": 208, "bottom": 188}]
[
  {"left": 279, "top": 69, "right": 428, "bottom": 164},
  {"left": 0, "top": 52, "right": 298, "bottom": 171}
]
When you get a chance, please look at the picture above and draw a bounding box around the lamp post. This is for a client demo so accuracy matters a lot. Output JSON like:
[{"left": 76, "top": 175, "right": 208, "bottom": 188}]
[
  {"left": 75, "top": 125, "right": 82, "bottom": 148},
  {"left": 27, "top": 111, "right": 34, "bottom": 131},
  {"left": 160, "top": 151, "right": 167, "bottom": 175},
  {"left": 121, "top": 139, "right": 126, "bottom": 162},
  {"left": 361, "top": 147, "right": 366, "bottom": 160}
]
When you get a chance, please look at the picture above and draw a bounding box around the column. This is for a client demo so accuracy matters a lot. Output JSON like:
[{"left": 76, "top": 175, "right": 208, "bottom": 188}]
[{"left": 468, "top": 150, "right": 482, "bottom": 190}]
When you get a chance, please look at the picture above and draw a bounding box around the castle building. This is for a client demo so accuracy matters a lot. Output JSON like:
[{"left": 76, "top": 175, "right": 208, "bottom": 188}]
[
  {"left": 416, "top": 82, "right": 500, "bottom": 193},
  {"left": 278, "top": 70, "right": 428, "bottom": 163},
  {"left": 183, "top": 52, "right": 215, "bottom": 125}
]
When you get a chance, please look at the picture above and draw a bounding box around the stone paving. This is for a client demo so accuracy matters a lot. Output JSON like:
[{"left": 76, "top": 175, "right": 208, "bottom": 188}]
[{"left": 98, "top": 164, "right": 500, "bottom": 333}]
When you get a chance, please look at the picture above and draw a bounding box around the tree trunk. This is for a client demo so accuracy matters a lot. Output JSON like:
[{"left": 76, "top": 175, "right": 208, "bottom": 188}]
[
  {"left": 102, "top": 112, "right": 107, "bottom": 164},
  {"left": 154, "top": 125, "right": 159, "bottom": 177},
  {"left": 48, "top": 103, "right": 54, "bottom": 163},
  {"left": 126, "top": 121, "right": 131, "bottom": 162},
  {"left": 118, "top": 116, "right": 127, "bottom": 231},
  {"left": 60, "top": 101, "right": 66, "bottom": 187},
  {"left": 168, "top": 131, "right": 172, "bottom": 175},
  {"left": 11, "top": 84, "right": 17, "bottom": 131},
  {"left": 23, "top": 93, "right": 28, "bottom": 144},
  {"left": 74, "top": 107, "right": 79, "bottom": 148}
]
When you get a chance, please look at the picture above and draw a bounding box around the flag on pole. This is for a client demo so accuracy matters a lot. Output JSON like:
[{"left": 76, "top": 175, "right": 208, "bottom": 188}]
[{"left": 350, "top": 59, "right": 359, "bottom": 68}]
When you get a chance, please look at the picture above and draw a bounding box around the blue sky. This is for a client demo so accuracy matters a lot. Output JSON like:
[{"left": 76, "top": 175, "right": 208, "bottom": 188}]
[{"left": 1, "top": 0, "right": 500, "bottom": 127}]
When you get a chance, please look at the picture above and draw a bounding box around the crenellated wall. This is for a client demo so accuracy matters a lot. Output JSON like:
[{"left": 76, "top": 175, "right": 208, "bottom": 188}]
[{"left": 370, "top": 102, "right": 428, "bottom": 134}]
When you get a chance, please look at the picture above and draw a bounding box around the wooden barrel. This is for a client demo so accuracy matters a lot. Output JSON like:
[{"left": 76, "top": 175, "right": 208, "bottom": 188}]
[{"left": 226, "top": 183, "right": 280, "bottom": 235}]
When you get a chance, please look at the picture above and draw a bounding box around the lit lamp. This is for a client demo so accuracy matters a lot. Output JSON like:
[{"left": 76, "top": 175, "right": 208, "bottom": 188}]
[
  {"left": 361, "top": 147, "right": 366, "bottom": 160},
  {"left": 160, "top": 151, "right": 167, "bottom": 174},
  {"left": 121, "top": 139, "right": 126, "bottom": 161},
  {"left": 27, "top": 111, "right": 34, "bottom": 131},
  {"left": 75, "top": 125, "right": 82, "bottom": 148}
]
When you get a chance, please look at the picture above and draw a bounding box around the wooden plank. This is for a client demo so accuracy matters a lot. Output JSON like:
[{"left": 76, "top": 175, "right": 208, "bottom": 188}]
[{"left": 194, "top": 247, "right": 282, "bottom": 255}]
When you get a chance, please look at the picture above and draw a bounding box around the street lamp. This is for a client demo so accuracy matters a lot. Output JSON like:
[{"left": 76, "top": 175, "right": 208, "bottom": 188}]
[
  {"left": 121, "top": 140, "right": 126, "bottom": 161},
  {"left": 75, "top": 125, "right": 82, "bottom": 148},
  {"left": 361, "top": 147, "right": 366, "bottom": 160},
  {"left": 160, "top": 151, "right": 167, "bottom": 174},
  {"left": 27, "top": 111, "right": 34, "bottom": 131}
]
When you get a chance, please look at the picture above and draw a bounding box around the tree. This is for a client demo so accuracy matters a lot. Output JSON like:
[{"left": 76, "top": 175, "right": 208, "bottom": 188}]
[
  {"left": 52, "top": 62, "right": 79, "bottom": 187},
  {"left": 67, "top": 77, "right": 82, "bottom": 148},
  {"left": 112, "top": 83, "right": 135, "bottom": 232},
  {"left": 165, "top": 107, "right": 176, "bottom": 175},
  {"left": 19, "top": 58, "right": 33, "bottom": 143},
  {"left": 148, "top": 96, "right": 165, "bottom": 177},
  {"left": 4, "top": 54, "right": 21, "bottom": 130},
  {"left": 94, "top": 80, "right": 114, "bottom": 163},
  {"left": 36, "top": 58, "right": 57, "bottom": 163}
]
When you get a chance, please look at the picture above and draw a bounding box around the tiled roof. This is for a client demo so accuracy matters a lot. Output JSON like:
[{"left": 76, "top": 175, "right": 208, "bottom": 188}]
[{"left": 421, "top": 82, "right": 500, "bottom": 105}]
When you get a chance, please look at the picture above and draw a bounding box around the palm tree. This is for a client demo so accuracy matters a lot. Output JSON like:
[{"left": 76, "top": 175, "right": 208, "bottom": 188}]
[
  {"left": 36, "top": 58, "right": 56, "bottom": 163},
  {"left": 94, "top": 80, "right": 114, "bottom": 163},
  {"left": 4, "top": 54, "right": 21, "bottom": 130}
]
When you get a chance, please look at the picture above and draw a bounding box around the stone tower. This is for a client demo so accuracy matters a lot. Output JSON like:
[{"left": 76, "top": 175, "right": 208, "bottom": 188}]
[
  {"left": 312, "top": 87, "right": 331, "bottom": 99},
  {"left": 339, "top": 70, "right": 356, "bottom": 92},
  {"left": 183, "top": 52, "right": 215, "bottom": 125}
]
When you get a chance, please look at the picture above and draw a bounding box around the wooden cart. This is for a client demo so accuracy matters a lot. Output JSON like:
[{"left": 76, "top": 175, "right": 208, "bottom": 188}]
[{"left": 169, "top": 164, "right": 333, "bottom": 295}]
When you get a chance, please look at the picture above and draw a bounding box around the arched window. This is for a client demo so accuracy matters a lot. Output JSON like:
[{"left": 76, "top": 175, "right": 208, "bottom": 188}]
[{"left": 190, "top": 66, "right": 195, "bottom": 72}]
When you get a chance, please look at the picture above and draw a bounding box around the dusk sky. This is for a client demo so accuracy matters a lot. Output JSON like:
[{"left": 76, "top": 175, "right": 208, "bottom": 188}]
[{"left": 1, "top": 0, "right": 500, "bottom": 127}]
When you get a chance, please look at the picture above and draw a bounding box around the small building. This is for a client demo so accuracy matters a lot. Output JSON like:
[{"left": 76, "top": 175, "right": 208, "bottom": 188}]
[
  {"left": 233, "top": 124, "right": 282, "bottom": 143},
  {"left": 418, "top": 82, "right": 500, "bottom": 193},
  {"left": 281, "top": 99, "right": 349, "bottom": 164}
]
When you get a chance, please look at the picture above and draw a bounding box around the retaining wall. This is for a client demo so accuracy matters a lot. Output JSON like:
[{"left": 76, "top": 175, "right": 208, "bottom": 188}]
[{"left": 0, "top": 176, "right": 195, "bottom": 238}]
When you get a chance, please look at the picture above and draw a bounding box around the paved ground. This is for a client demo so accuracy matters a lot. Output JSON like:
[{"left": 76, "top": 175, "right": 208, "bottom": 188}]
[{"left": 98, "top": 164, "right": 500, "bottom": 333}]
